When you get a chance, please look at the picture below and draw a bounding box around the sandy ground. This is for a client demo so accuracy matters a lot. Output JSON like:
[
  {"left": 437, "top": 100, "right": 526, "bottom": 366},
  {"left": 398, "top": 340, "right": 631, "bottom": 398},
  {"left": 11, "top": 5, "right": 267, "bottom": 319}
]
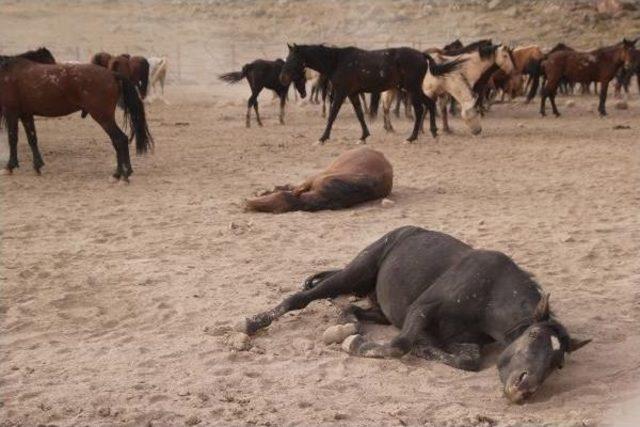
[{"left": 2, "top": 1, "right": 640, "bottom": 426}]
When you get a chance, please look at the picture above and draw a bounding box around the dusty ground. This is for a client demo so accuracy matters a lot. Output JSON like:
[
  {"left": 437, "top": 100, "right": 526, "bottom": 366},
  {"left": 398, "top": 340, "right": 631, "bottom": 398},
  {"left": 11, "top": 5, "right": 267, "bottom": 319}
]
[{"left": 2, "top": 1, "right": 640, "bottom": 426}]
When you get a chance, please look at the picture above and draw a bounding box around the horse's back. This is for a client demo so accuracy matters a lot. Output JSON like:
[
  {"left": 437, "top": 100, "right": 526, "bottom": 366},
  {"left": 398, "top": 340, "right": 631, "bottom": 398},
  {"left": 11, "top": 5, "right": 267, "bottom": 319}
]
[
  {"left": 312, "top": 147, "right": 393, "bottom": 207},
  {"left": 14, "top": 63, "right": 118, "bottom": 116}
]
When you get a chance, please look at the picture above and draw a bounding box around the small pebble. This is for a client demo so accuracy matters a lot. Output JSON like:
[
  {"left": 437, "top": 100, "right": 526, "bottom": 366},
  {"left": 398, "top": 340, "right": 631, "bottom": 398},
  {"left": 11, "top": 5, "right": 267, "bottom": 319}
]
[
  {"left": 565, "top": 100, "right": 576, "bottom": 108},
  {"left": 185, "top": 415, "right": 201, "bottom": 426},
  {"left": 381, "top": 198, "right": 395, "bottom": 208},
  {"left": 322, "top": 324, "right": 357, "bottom": 345},
  {"left": 97, "top": 407, "right": 111, "bottom": 417}
]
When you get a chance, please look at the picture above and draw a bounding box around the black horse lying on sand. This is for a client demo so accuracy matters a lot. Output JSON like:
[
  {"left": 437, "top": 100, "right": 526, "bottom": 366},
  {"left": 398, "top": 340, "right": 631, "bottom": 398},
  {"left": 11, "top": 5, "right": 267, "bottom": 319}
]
[
  {"left": 237, "top": 226, "right": 590, "bottom": 403},
  {"left": 219, "top": 59, "right": 307, "bottom": 128}
]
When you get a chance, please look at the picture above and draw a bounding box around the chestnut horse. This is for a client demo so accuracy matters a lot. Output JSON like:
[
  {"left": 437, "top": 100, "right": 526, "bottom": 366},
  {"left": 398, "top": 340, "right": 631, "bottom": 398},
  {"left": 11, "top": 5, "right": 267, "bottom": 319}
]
[
  {"left": 246, "top": 147, "right": 392, "bottom": 213},
  {"left": 91, "top": 52, "right": 150, "bottom": 98},
  {"left": 537, "top": 39, "right": 637, "bottom": 116},
  {"left": 1, "top": 49, "right": 153, "bottom": 180}
]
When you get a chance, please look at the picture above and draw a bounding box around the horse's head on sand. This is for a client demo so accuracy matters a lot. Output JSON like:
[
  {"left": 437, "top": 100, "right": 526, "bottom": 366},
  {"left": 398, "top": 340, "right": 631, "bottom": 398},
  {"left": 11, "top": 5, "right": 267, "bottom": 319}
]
[{"left": 498, "top": 294, "right": 591, "bottom": 403}]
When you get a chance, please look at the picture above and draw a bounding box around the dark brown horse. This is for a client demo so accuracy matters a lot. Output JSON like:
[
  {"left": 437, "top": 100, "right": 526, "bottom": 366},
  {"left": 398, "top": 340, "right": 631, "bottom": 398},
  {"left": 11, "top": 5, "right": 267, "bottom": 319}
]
[
  {"left": 537, "top": 39, "right": 637, "bottom": 116},
  {"left": 1, "top": 49, "right": 152, "bottom": 180},
  {"left": 246, "top": 147, "right": 392, "bottom": 213},
  {"left": 219, "top": 59, "right": 307, "bottom": 127}
]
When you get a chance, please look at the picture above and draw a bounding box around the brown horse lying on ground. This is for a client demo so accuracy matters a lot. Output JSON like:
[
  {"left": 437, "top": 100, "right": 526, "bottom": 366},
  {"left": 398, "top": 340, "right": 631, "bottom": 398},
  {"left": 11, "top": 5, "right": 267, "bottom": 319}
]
[
  {"left": 1, "top": 48, "right": 152, "bottom": 180},
  {"left": 246, "top": 147, "right": 392, "bottom": 213},
  {"left": 536, "top": 39, "right": 637, "bottom": 116}
]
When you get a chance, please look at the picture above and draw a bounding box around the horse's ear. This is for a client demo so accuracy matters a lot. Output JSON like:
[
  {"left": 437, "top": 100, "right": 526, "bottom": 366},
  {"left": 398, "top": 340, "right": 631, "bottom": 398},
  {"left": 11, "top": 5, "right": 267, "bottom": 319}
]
[
  {"left": 567, "top": 337, "right": 592, "bottom": 353},
  {"left": 533, "top": 293, "right": 550, "bottom": 322},
  {"left": 287, "top": 43, "right": 293, "bottom": 50}
]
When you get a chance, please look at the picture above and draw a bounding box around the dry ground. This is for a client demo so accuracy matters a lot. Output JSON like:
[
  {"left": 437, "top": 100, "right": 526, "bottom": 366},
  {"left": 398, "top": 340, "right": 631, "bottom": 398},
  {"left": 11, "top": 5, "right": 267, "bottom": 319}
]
[{"left": 2, "top": 1, "right": 640, "bottom": 426}]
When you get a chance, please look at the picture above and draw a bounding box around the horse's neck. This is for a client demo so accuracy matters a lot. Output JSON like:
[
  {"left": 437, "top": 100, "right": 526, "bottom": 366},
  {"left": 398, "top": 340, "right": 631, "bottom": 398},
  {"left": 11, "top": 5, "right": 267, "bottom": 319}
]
[{"left": 302, "top": 46, "right": 337, "bottom": 75}]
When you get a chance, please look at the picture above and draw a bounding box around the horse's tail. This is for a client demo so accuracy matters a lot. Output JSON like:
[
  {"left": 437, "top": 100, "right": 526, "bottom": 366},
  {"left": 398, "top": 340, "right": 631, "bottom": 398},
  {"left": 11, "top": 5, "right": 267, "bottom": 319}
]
[
  {"left": 526, "top": 58, "right": 544, "bottom": 102},
  {"left": 425, "top": 53, "right": 467, "bottom": 77},
  {"left": 219, "top": 64, "right": 249, "bottom": 84},
  {"left": 139, "top": 57, "right": 150, "bottom": 99},
  {"left": 369, "top": 91, "right": 380, "bottom": 119},
  {"left": 117, "top": 75, "right": 154, "bottom": 155},
  {"left": 302, "top": 270, "right": 342, "bottom": 290}
]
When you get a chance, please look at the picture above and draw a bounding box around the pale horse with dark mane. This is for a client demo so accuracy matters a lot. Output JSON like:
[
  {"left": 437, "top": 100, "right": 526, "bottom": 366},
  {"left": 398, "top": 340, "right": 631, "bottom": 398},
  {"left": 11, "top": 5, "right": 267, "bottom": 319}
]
[{"left": 381, "top": 43, "right": 515, "bottom": 135}]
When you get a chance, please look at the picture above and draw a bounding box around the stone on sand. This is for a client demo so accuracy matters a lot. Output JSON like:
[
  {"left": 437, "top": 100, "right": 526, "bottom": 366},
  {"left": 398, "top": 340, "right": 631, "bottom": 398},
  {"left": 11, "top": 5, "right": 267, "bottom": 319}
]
[
  {"left": 381, "top": 198, "right": 395, "bottom": 208},
  {"left": 322, "top": 323, "right": 358, "bottom": 345}
]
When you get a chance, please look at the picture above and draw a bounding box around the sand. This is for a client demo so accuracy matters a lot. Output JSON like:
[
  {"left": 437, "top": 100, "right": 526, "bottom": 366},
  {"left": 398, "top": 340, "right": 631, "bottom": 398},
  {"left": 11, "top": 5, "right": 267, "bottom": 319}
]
[{"left": 1, "top": 1, "right": 640, "bottom": 426}]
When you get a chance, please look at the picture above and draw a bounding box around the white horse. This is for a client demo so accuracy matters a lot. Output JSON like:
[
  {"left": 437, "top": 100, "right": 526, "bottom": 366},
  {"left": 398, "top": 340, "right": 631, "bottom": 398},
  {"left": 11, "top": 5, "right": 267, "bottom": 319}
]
[
  {"left": 382, "top": 44, "right": 515, "bottom": 135},
  {"left": 147, "top": 56, "right": 168, "bottom": 97}
]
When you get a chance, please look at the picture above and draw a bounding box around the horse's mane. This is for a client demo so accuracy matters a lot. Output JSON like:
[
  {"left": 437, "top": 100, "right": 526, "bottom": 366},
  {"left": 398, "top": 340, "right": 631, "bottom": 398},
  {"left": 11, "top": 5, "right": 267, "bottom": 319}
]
[
  {"left": 443, "top": 39, "right": 494, "bottom": 58},
  {"left": 18, "top": 47, "right": 56, "bottom": 64},
  {"left": 0, "top": 47, "right": 56, "bottom": 70}
]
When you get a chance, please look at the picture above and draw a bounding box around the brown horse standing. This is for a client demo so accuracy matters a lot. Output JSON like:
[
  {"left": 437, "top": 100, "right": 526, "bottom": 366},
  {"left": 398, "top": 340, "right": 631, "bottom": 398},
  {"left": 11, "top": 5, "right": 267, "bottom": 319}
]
[
  {"left": 91, "top": 52, "right": 150, "bottom": 98},
  {"left": 1, "top": 49, "right": 152, "bottom": 180},
  {"left": 538, "top": 39, "right": 637, "bottom": 116},
  {"left": 246, "top": 147, "right": 393, "bottom": 213}
]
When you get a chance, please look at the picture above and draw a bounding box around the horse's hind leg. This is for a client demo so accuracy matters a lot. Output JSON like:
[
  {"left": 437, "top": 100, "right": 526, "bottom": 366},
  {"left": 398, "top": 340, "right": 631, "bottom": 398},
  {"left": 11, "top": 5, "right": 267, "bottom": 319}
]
[
  {"left": 340, "top": 304, "right": 390, "bottom": 325},
  {"left": 20, "top": 115, "right": 44, "bottom": 174},
  {"left": 439, "top": 96, "right": 451, "bottom": 134},
  {"left": 3, "top": 115, "right": 19, "bottom": 173},
  {"left": 92, "top": 114, "right": 132, "bottom": 180},
  {"left": 239, "top": 233, "right": 390, "bottom": 335},
  {"left": 348, "top": 93, "right": 370, "bottom": 142}
]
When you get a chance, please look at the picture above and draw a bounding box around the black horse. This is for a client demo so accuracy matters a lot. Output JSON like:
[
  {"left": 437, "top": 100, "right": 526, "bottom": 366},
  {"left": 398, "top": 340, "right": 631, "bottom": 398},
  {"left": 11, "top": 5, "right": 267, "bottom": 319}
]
[
  {"left": 279, "top": 44, "right": 464, "bottom": 144},
  {"left": 238, "top": 226, "right": 590, "bottom": 403},
  {"left": 219, "top": 59, "right": 306, "bottom": 127}
]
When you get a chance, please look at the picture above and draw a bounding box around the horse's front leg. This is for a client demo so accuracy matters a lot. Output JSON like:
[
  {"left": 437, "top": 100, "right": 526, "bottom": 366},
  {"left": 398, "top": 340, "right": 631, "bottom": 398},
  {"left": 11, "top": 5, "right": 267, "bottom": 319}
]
[
  {"left": 279, "top": 93, "right": 286, "bottom": 125},
  {"left": 382, "top": 90, "right": 396, "bottom": 133},
  {"left": 3, "top": 115, "right": 19, "bottom": 174},
  {"left": 413, "top": 341, "right": 482, "bottom": 372},
  {"left": 598, "top": 80, "right": 609, "bottom": 116},
  {"left": 20, "top": 115, "right": 44, "bottom": 174},
  {"left": 343, "top": 298, "right": 438, "bottom": 359},
  {"left": 423, "top": 94, "right": 439, "bottom": 138},
  {"left": 439, "top": 95, "right": 451, "bottom": 134},
  {"left": 318, "top": 91, "right": 346, "bottom": 143}
]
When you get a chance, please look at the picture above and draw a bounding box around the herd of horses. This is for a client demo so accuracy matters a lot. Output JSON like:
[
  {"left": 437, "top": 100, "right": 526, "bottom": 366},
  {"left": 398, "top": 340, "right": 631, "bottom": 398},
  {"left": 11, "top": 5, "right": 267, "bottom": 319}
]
[
  {"left": 2, "top": 35, "right": 636, "bottom": 406},
  {"left": 222, "top": 37, "right": 638, "bottom": 142}
]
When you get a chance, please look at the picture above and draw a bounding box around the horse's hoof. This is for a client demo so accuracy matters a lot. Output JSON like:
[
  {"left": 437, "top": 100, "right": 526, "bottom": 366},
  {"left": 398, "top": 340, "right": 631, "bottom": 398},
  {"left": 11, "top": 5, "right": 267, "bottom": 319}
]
[
  {"left": 403, "top": 139, "right": 415, "bottom": 145},
  {"left": 314, "top": 139, "right": 326, "bottom": 146},
  {"left": 355, "top": 139, "right": 367, "bottom": 145},
  {"left": 341, "top": 334, "right": 364, "bottom": 353}
]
